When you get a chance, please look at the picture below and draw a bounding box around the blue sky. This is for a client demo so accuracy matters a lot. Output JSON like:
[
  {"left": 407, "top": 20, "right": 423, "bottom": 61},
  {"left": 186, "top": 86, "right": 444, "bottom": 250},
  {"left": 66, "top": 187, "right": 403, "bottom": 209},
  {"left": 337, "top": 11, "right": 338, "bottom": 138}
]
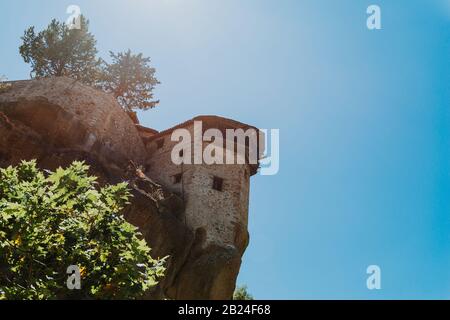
[{"left": 1, "top": 0, "right": 449, "bottom": 299}]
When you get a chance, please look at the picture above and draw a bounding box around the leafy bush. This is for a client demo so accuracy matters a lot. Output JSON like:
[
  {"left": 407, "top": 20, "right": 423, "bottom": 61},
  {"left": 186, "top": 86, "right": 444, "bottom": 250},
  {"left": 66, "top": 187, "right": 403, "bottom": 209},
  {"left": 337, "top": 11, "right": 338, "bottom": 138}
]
[
  {"left": 233, "top": 285, "right": 253, "bottom": 300},
  {"left": 0, "top": 75, "right": 11, "bottom": 92},
  {"left": 0, "top": 161, "right": 165, "bottom": 300}
]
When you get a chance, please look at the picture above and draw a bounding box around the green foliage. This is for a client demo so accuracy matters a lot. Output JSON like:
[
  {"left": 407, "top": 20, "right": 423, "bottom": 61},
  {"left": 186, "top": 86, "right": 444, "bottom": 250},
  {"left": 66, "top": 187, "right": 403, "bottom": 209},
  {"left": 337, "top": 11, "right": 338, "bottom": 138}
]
[
  {"left": 0, "top": 161, "right": 165, "bottom": 300},
  {"left": 19, "top": 17, "right": 160, "bottom": 112},
  {"left": 0, "top": 75, "right": 11, "bottom": 92},
  {"left": 19, "top": 16, "right": 101, "bottom": 84},
  {"left": 233, "top": 285, "right": 254, "bottom": 300},
  {"left": 98, "top": 49, "right": 160, "bottom": 111}
]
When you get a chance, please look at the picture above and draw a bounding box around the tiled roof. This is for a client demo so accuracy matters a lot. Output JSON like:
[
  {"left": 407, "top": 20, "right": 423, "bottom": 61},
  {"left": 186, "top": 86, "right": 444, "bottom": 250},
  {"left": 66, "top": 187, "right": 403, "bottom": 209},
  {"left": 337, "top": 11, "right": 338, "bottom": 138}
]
[{"left": 144, "top": 115, "right": 259, "bottom": 142}]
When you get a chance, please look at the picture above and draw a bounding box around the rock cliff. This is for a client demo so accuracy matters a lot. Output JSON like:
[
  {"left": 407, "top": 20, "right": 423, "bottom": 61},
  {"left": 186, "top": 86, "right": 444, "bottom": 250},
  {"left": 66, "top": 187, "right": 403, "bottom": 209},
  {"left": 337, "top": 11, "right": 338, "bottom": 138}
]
[{"left": 0, "top": 77, "right": 246, "bottom": 299}]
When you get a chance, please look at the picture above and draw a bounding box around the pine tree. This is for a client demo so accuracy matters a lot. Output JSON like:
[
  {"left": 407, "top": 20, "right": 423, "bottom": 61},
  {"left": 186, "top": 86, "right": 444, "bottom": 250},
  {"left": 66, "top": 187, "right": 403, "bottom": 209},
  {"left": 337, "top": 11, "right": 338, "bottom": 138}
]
[
  {"left": 19, "top": 16, "right": 101, "bottom": 85},
  {"left": 99, "top": 50, "right": 160, "bottom": 112}
]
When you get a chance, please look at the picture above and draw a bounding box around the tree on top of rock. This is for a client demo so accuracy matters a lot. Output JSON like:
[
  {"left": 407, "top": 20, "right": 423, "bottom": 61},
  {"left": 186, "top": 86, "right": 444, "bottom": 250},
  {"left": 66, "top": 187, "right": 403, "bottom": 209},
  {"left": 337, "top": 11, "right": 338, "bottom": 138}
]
[
  {"left": 98, "top": 50, "right": 160, "bottom": 112},
  {"left": 19, "top": 17, "right": 160, "bottom": 112},
  {"left": 19, "top": 16, "right": 101, "bottom": 85}
]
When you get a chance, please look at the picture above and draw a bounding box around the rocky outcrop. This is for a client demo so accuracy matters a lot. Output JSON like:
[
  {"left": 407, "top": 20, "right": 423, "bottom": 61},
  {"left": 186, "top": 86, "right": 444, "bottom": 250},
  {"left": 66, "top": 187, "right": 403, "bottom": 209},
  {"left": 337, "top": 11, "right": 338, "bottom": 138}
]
[{"left": 0, "top": 77, "right": 244, "bottom": 299}]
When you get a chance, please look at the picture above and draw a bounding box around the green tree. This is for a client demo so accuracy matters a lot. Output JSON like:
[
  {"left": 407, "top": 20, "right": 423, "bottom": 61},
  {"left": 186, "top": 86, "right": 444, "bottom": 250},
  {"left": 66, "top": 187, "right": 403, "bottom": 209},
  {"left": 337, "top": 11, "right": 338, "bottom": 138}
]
[
  {"left": 0, "top": 160, "right": 165, "bottom": 300},
  {"left": 19, "top": 16, "right": 101, "bottom": 84},
  {"left": 99, "top": 50, "right": 160, "bottom": 112},
  {"left": 233, "top": 285, "right": 254, "bottom": 300}
]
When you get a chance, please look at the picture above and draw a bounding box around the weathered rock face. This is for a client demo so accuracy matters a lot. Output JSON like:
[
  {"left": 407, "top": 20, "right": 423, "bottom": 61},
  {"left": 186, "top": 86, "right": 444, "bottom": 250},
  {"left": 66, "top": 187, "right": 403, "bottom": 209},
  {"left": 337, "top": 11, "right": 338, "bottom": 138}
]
[{"left": 0, "top": 77, "right": 245, "bottom": 299}]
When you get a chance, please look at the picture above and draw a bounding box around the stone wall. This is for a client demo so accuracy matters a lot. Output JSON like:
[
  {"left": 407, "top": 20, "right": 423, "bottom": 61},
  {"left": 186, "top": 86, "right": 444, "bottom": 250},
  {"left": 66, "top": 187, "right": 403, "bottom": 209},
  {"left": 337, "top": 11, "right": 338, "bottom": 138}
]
[
  {"left": 143, "top": 120, "right": 255, "bottom": 299},
  {"left": 144, "top": 122, "right": 252, "bottom": 249}
]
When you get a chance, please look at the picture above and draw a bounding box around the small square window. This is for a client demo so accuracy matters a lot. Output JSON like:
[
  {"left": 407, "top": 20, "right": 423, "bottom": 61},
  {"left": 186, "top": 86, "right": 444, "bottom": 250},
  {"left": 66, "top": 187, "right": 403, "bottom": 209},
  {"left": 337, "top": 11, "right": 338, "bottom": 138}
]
[
  {"left": 156, "top": 139, "right": 164, "bottom": 149},
  {"left": 173, "top": 173, "right": 182, "bottom": 184},
  {"left": 212, "top": 176, "right": 224, "bottom": 191}
]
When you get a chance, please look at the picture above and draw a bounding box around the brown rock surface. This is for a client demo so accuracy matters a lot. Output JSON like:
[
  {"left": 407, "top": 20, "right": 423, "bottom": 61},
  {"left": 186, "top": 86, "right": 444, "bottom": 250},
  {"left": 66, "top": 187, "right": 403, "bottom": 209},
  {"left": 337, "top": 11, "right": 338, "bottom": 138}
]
[{"left": 0, "top": 77, "right": 245, "bottom": 299}]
